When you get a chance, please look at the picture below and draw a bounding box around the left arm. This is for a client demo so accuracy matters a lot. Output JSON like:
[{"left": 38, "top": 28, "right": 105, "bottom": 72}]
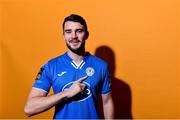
[{"left": 102, "top": 92, "right": 114, "bottom": 119}]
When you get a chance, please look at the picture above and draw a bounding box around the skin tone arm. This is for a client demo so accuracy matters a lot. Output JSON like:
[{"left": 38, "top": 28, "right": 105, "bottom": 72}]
[
  {"left": 102, "top": 93, "right": 114, "bottom": 119},
  {"left": 24, "top": 76, "right": 88, "bottom": 117}
]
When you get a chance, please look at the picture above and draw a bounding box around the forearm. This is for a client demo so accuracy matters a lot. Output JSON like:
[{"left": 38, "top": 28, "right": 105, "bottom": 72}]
[
  {"left": 102, "top": 94, "right": 114, "bottom": 119},
  {"left": 103, "top": 100, "right": 114, "bottom": 119},
  {"left": 24, "top": 91, "right": 69, "bottom": 116}
]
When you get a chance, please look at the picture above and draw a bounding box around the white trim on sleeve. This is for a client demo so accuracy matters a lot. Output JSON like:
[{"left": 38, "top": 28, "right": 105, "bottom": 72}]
[{"left": 32, "top": 87, "right": 48, "bottom": 93}]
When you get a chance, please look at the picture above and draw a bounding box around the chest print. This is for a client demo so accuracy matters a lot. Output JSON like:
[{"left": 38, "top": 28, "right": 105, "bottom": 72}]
[{"left": 62, "top": 81, "right": 92, "bottom": 102}]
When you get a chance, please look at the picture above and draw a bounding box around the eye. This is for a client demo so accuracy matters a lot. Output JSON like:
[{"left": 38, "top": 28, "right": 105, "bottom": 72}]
[
  {"left": 76, "top": 29, "right": 84, "bottom": 33},
  {"left": 64, "top": 30, "right": 71, "bottom": 34}
]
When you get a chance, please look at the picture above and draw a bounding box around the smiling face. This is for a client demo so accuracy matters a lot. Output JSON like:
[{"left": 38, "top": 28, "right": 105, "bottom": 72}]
[{"left": 63, "top": 21, "right": 88, "bottom": 53}]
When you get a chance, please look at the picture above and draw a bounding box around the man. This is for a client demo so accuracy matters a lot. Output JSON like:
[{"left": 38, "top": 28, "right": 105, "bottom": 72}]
[{"left": 24, "top": 14, "right": 114, "bottom": 119}]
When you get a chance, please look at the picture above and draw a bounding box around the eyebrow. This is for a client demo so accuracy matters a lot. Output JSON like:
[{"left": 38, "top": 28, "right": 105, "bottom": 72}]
[{"left": 64, "top": 28, "right": 84, "bottom": 32}]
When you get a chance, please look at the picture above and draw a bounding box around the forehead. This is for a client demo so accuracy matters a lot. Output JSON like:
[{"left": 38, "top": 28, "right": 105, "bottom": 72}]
[{"left": 64, "top": 21, "right": 85, "bottom": 30}]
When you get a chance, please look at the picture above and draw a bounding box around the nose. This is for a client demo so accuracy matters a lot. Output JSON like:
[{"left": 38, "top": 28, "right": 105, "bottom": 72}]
[{"left": 72, "top": 32, "right": 77, "bottom": 39}]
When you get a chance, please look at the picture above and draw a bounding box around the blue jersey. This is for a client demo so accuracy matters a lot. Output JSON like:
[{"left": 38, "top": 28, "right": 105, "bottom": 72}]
[{"left": 33, "top": 52, "right": 111, "bottom": 119}]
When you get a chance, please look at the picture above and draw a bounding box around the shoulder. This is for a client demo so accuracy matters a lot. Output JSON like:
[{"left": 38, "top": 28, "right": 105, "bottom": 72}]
[
  {"left": 44, "top": 53, "right": 65, "bottom": 67},
  {"left": 49, "top": 53, "right": 66, "bottom": 64},
  {"left": 89, "top": 54, "right": 108, "bottom": 68}
]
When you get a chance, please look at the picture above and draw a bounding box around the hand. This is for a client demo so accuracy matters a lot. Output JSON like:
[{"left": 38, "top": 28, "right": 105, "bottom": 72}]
[{"left": 65, "top": 76, "right": 88, "bottom": 98}]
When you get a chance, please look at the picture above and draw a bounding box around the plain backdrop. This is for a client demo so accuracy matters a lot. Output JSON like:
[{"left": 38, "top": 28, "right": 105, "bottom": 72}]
[{"left": 1, "top": 0, "right": 180, "bottom": 119}]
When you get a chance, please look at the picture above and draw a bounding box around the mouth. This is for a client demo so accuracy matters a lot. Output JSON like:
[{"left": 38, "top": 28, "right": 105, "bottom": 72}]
[
  {"left": 69, "top": 40, "right": 80, "bottom": 43},
  {"left": 69, "top": 40, "right": 81, "bottom": 48}
]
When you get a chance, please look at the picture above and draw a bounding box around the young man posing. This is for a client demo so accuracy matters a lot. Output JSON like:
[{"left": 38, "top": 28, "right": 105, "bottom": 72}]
[{"left": 24, "top": 14, "right": 114, "bottom": 119}]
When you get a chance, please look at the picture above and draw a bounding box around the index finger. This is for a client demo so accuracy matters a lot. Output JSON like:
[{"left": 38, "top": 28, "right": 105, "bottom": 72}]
[{"left": 76, "top": 76, "right": 88, "bottom": 83}]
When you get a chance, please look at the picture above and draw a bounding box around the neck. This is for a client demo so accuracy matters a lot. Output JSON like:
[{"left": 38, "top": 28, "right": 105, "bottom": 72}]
[{"left": 67, "top": 50, "right": 86, "bottom": 64}]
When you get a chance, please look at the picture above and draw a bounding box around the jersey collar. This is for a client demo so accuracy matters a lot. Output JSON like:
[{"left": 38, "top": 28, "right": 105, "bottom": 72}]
[{"left": 64, "top": 52, "right": 90, "bottom": 69}]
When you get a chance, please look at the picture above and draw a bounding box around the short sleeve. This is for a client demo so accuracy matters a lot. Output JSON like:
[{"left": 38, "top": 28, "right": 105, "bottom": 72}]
[
  {"left": 33, "top": 63, "right": 52, "bottom": 93},
  {"left": 101, "top": 64, "right": 112, "bottom": 94}
]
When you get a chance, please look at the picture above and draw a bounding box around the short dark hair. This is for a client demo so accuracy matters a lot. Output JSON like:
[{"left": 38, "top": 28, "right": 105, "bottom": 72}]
[{"left": 63, "top": 14, "right": 89, "bottom": 38}]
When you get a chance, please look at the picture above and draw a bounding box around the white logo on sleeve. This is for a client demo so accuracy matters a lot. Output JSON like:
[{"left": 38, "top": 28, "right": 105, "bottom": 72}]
[{"left": 57, "top": 71, "right": 67, "bottom": 76}]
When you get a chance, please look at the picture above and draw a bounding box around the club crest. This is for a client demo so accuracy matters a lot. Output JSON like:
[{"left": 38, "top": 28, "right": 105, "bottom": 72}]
[{"left": 86, "top": 67, "right": 95, "bottom": 76}]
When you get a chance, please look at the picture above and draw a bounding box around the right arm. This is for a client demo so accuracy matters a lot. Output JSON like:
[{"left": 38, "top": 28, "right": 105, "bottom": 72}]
[
  {"left": 24, "top": 88, "right": 69, "bottom": 117},
  {"left": 24, "top": 76, "right": 88, "bottom": 117}
]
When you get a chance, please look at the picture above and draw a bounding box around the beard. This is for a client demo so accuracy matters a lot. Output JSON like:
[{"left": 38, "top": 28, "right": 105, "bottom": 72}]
[{"left": 66, "top": 40, "right": 85, "bottom": 54}]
